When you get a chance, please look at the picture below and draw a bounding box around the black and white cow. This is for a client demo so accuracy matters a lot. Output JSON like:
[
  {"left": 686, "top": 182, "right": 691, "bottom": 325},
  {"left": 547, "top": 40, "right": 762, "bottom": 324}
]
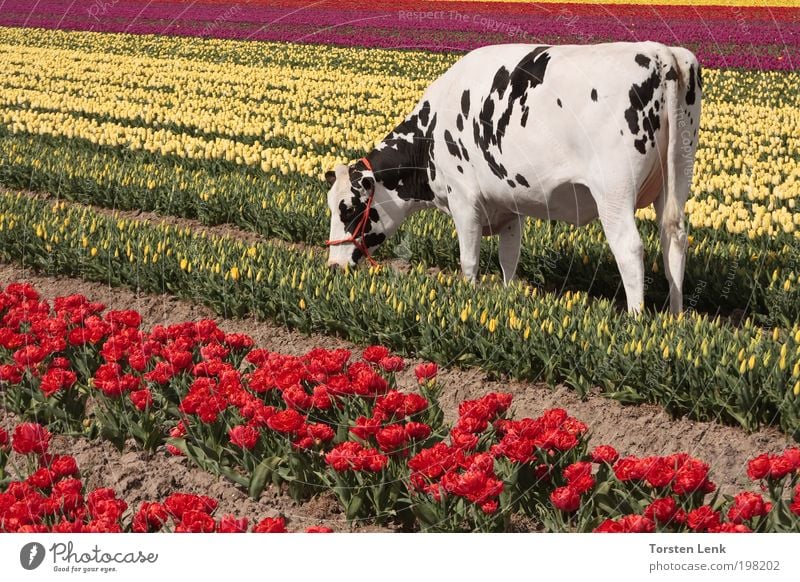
[{"left": 325, "top": 42, "right": 702, "bottom": 314}]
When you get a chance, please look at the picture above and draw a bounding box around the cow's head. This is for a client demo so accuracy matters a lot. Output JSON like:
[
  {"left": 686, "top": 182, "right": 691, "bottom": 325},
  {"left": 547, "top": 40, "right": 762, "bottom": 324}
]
[{"left": 324, "top": 162, "right": 389, "bottom": 268}]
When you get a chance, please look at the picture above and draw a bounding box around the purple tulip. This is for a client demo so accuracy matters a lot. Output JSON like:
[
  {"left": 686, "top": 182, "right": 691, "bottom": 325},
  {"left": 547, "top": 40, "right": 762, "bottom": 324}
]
[{"left": 0, "top": 0, "right": 796, "bottom": 71}]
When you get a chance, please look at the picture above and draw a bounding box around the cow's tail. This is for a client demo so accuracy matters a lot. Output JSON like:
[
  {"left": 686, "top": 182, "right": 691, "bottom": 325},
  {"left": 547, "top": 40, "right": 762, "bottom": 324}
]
[{"left": 662, "top": 47, "right": 701, "bottom": 241}]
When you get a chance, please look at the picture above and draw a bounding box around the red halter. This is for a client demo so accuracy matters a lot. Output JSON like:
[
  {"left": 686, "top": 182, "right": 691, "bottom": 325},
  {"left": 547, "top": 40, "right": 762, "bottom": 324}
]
[{"left": 325, "top": 157, "right": 378, "bottom": 267}]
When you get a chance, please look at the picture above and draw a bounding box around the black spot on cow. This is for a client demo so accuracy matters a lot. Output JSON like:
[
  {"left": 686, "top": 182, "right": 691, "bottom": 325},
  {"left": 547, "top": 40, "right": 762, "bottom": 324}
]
[
  {"left": 459, "top": 139, "right": 470, "bottom": 161},
  {"left": 477, "top": 86, "right": 496, "bottom": 140},
  {"left": 624, "top": 107, "right": 639, "bottom": 135},
  {"left": 591, "top": 88, "right": 598, "bottom": 101},
  {"left": 418, "top": 100, "right": 431, "bottom": 126},
  {"left": 473, "top": 76, "right": 506, "bottom": 178},
  {"left": 497, "top": 47, "right": 550, "bottom": 149},
  {"left": 520, "top": 109, "right": 529, "bottom": 127},
  {"left": 347, "top": 164, "right": 364, "bottom": 183},
  {"left": 363, "top": 232, "right": 386, "bottom": 248},
  {"left": 620, "top": 129, "right": 624, "bottom": 136},
  {"left": 350, "top": 232, "right": 386, "bottom": 263},
  {"left": 338, "top": 199, "right": 359, "bottom": 234},
  {"left": 654, "top": 100, "right": 659, "bottom": 112},
  {"left": 642, "top": 107, "right": 660, "bottom": 147},
  {"left": 456, "top": 114, "right": 464, "bottom": 132},
  {"left": 697, "top": 65, "right": 703, "bottom": 90},
  {"left": 461, "top": 90, "right": 470, "bottom": 117},
  {"left": 686, "top": 64, "right": 697, "bottom": 105},
  {"left": 557, "top": 98, "right": 562, "bottom": 108},
  {"left": 365, "top": 104, "right": 438, "bottom": 202},
  {"left": 339, "top": 190, "right": 378, "bottom": 237},
  {"left": 665, "top": 66, "right": 678, "bottom": 82},
  {"left": 426, "top": 127, "right": 438, "bottom": 183},
  {"left": 444, "top": 129, "right": 462, "bottom": 160},
  {"left": 515, "top": 174, "right": 530, "bottom": 187},
  {"left": 457, "top": 165, "right": 463, "bottom": 174},
  {"left": 623, "top": 60, "right": 662, "bottom": 154},
  {"left": 474, "top": 47, "right": 550, "bottom": 179},
  {"left": 507, "top": 179, "right": 516, "bottom": 188},
  {"left": 447, "top": 185, "right": 452, "bottom": 193},
  {"left": 491, "top": 66, "right": 511, "bottom": 99},
  {"left": 635, "top": 54, "right": 651, "bottom": 68}
]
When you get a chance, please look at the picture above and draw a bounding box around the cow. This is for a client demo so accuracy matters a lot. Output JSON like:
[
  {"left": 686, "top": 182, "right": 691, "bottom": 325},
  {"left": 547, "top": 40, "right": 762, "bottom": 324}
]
[{"left": 325, "top": 42, "right": 702, "bottom": 314}]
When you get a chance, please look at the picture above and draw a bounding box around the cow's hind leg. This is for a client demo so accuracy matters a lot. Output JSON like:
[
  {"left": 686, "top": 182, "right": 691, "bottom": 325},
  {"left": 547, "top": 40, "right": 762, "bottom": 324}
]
[
  {"left": 598, "top": 200, "right": 644, "bottom": 313},
  {"left": 654, "top": 193, "right": 687, "bottom": 314},
  {"left": 499, "top": 216, "right": 523, "bottom": 284}
]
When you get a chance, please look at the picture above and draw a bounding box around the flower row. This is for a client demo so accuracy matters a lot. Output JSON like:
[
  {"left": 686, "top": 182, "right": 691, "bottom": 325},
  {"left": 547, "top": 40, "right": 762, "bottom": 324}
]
[
  {"left": 0, "top": 1, "right": 796, "bottom": 70},
  {"left": 0, "top": 42, "right": 421, "bottom": 157},
  {"left": 1, "top": 282, "right": 799, "bottom": 532},
  {"left": 0, "top": 421, "right": 331, "bottom": 533}
]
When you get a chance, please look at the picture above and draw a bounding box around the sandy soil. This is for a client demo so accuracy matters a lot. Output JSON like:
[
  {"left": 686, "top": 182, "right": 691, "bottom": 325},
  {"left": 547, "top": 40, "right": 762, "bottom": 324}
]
[{"left": 1, "top": 262, "right": 794, "bottom": 531}]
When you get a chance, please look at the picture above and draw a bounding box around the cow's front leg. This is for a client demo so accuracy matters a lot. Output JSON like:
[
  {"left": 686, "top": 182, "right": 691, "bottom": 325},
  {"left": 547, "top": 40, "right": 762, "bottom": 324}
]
[
  {"left": 499, "top": 216, "right": 522, "bottom": 284},
  {"left": 599, "top": 205, "right": 644, "bottom": 313},
  {"left": 451, "top": 203, "right": 482, "bottom": 281}
]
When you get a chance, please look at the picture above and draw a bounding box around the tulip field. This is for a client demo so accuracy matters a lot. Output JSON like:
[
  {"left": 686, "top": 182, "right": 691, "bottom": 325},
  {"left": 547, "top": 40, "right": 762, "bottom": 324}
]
[
  {"left": 1, "top": 27, "right": 799, "bottom": 321},
  {"left": 0, "top": 0, "right": 799, "bottom": 532}
]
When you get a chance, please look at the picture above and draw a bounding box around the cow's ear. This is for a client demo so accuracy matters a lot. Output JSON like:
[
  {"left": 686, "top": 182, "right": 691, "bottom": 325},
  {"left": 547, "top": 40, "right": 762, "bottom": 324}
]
[
  {"left": 361, "top": 176, "right": 374, "bottom": 192},
  {"left": 325, "top": 170, "right": 337, "bottom": 186}
]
